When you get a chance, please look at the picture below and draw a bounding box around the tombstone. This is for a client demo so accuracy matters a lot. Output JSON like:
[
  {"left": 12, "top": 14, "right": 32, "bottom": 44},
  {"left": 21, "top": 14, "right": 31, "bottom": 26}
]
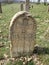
[
  {"left": 10, "top": 11, "right": 36, "bottom": 58},
  {"left": 0, "top": 2, "right": 2, "bottom": 13},
  {"left": 32, "top": 5, "right": 33, "bottom": 8},
  {"left": 20, "top": 3, "right": 23, "bottom": 11},
  {"left": 48, "top": 6, "right": 49, "bottom": 12},
  {"left": 25, "top": 0, "right": 30, "bottom": 12}
]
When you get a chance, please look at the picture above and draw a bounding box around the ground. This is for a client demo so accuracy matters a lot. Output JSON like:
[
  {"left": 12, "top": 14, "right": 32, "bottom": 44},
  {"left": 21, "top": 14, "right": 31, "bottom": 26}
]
[{"left": 0, "top": 3, "right": 49, "bottom": 65}]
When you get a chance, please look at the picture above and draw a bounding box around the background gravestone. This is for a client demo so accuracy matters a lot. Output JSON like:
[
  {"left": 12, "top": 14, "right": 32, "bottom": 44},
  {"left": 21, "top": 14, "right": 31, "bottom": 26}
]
[
  {"left": 48, "top": 6, "right": 49, "bottom": 12},
  {"left": 20, "top": 3, "right": 23, "bottom": 11},
  {"left": 25, "top": 0, "right": 30, "bottom": 11},
  {"left": 10, "top": 11, "right": 36, "bottom": 58}
]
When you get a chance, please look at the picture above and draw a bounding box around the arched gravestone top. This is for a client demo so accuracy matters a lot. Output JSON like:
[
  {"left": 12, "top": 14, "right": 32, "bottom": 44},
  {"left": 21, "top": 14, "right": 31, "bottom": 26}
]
[{"left": 10, "top": 11, "right": 36, "bottom": 58}]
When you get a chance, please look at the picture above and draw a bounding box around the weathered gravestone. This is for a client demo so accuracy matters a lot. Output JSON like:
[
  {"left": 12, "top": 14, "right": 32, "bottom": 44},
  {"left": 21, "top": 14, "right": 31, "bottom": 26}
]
[
  {"left": 20, "top": 3, "right": 23, "bottom": 11},
  {"left": 25, "top": 0, "right": 30, "bottom": 12},
  {"left": 10, "top": 11, "right": 36, "bottom": 58},
  {"left": 48, "top": 6, "right": 49, "bottom": 12}
]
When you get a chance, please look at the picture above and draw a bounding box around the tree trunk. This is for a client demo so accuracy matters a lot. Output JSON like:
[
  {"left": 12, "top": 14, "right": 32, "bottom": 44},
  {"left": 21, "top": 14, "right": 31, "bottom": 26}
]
[{"left": 0, "top": 2, "right": 2, "bottom": 13}]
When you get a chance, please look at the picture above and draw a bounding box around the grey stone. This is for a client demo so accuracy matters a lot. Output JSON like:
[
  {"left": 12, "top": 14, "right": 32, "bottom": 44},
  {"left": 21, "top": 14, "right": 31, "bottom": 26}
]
[
  {"left": 25, "top": 0, "right": 30, "bottom": 12},
  {"left": 10, "top": 11, "right": 36, "bottom": 58},
  {"left": 20, "top": 3, "right": 23, "bottom": 11}
]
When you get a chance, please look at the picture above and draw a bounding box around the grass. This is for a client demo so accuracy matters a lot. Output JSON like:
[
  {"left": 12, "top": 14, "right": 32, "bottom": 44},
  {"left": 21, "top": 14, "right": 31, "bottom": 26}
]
[{"left": 0, "top": 3, "right": 49, "bottom": 65}]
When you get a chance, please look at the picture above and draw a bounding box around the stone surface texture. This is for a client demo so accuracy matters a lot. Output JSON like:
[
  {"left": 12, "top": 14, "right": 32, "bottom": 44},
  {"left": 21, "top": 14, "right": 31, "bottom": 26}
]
[{"left": 10, "top": 11, "right": 36, "bottom": 57}]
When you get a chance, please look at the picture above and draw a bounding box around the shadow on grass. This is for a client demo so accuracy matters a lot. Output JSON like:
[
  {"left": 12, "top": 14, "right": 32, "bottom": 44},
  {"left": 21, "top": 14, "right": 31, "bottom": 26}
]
[
  {"left": 0, "top": 46, "right": 49, "bottom": 60},
  {"left": 33, "top": 46, "right": 49, "bottom": 54}
]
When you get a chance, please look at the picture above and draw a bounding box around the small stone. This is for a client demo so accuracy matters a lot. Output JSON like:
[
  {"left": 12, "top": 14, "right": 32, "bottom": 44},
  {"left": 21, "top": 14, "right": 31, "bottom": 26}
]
[
  {"left": 6, "top": 47, "right": 9, "bottom": 49},
  {"left": 41, "top": 63, "right": 43, "bottom": 65},
  {"left": 4, "top": 54, "right": 8, "bottom": 59},
  {"left": 23, "top": 62, "right": 25, "bottom": 65},
  {"left": 28, "top": 57, "right": 32, "bottom": 62},
  {"left": 36, "top": 61, "right": 41, "bottom": 65},
  {"left": 0, "top": 30, "right": 2, "bottom": 33},
  {"left": 9, "top": 58, "right": 15, "bottom": 61},
  {"left": 33, "top": 58, "right": 37, "bottom": 62}
]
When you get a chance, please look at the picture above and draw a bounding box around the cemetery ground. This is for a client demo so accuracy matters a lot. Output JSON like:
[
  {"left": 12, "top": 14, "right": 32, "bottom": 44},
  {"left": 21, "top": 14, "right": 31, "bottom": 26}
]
[{"left": 0, "top": 3, "right": 49, "bottom": 65}]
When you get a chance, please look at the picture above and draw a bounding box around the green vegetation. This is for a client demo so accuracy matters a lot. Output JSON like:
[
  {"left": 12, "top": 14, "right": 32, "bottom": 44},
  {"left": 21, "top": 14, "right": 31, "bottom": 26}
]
[{"left": 0, "top": 3, "right": 49, "bottom": 65}]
